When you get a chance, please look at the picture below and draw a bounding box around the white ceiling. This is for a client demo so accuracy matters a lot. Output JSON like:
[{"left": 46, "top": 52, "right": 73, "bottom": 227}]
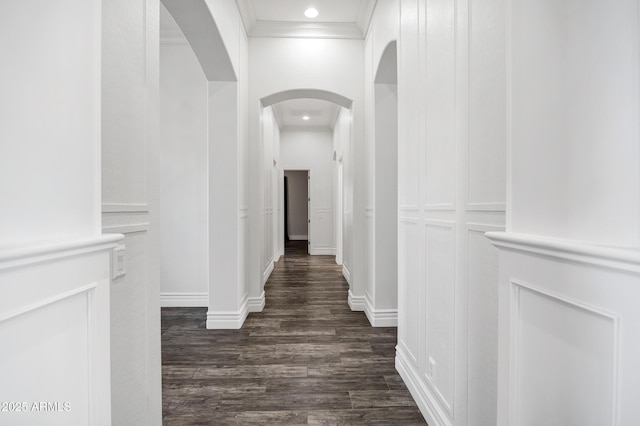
[
  {"left": 272, "top": 98, "right": 341, "bottom": 131},
  {"left": 236, "top": 0, "right": 377, "bottom": 39},
  {"left": 160, "top": 2, "right": 359, "bottom": 130}
]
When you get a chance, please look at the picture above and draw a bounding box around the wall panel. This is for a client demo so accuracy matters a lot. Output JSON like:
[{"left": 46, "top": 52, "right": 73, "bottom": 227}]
[
  {"left": 467, "top": 0, "right": 506, "bottom": 210},
  {"left": 424, "top": 221, "right": 456, "bottom": 412},
  {"left": 467, "top": 225, "right": 500, "bottom": 425},
  {"left": 425, "top": 0, "right": 455, "bottom": 209},
  {"left": 398, "top": 218, "right": 420, "bottom": 364}
]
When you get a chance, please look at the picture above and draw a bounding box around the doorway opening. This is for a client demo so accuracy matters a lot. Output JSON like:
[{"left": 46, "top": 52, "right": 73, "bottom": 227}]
[{"left": 284, "top": 170, "right": 310, "bottom": 254}]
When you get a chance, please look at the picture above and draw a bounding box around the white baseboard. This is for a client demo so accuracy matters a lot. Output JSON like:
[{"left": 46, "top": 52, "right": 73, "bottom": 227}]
[
  {"left": 348, "top": 289, "right": 365, "bottom": 312},
  {"left": 364, "top": 294, "right": 398, "bottom": 327},
  {"left": 206, "top": 291, "right": 265, "bottom": 330},
  {"left": 206, "top": 295, "right": 248, "bottom": 329},
  {"left": 160, "top": 292, "right": 208, "bottom": 307},
  {"left": 342, "top": 265, "right": 352, "bottom": 285},
  {"left": 289, "top": 235, "right": 308, "bottom": 240},
  {"left": 396, "top": 346, "right": 452, "bottom": 426},
  {"left": 263, "top": 261, "right": 274, "bottom": 285},
  {"left": 248, "top": 291, "right": 265, "bottom": 312},
  {"left": 310, "top": 247, "right": 336, "bottom": 256}
]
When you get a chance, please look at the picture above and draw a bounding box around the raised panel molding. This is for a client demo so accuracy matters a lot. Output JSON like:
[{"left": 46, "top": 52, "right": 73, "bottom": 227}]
[
  {"left": 396, "top": 346, "right": 453, "bottom": 426},
  {"left": 485, "top": 232, "right": 640, "bottom": 275},
  {"left": 424, "top": 220, "right": 456, "bottom": 415},
  {"left": 0, "top": 235, "right": 118, "bottom": 425},
  {"left": 0, "top": 235, "right": 122, "bottom": 271},
  {"left": 467, "top": 223, "right": 502, "bottom": 426},
  {"left": 102, "top": 203, "right": 149, "bottom": 213},
  {"left": 102, "top": 223, "right": 149, "bottom": 235},
  {"left": 398, "top": 219, "right": 420, "bottom": 364},
  {"left": 511, "top": 279, "right": 619, "bottom": 426}
]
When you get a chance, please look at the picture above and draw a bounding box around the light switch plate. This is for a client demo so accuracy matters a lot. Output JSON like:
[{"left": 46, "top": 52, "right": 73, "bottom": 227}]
[{"left": 112, "top": 244, "right": 126, "bottom": 280}]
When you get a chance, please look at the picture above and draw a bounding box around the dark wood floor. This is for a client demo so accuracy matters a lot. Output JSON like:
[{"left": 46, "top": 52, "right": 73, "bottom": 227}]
[{"left": 161, "top": 240, "right": 427, "bottom": 425}]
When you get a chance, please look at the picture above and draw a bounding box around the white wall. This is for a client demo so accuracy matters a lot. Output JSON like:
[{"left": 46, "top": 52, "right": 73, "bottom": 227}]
[
  {"left": 159, "top": 12, "right": 209, "bottom": 306},
  {"left": 392, "top": 0, "right": 506, "bottom": 424},
  {"left": 161, "top": 0, "right": 251, "bottom": 329},
  {"left": 0, "top": 2, "right": 101, "bottom": 246},
  {"left": 0, "top": 2, "right": 116, "bottom": 424},
  {"left": 333, "top": 108, "right": 353, "bottom": 276},
  {"left": 261, "top": 106, "right": 280, "bottom": 282},
  {"left": 248, "top": 37, "right": 364, "bottom": 311},
  {"left": 101, "top": 0, "right": 162, "bottom": 423},
  {"left": 281, "top": 130, "right": 336, "bottom": 256},
  {"left": 284, "top": 171, "right": 309, "bottom": 240},
  {"left": 487, "top": 1, "right": 640, "bottom": 424}
]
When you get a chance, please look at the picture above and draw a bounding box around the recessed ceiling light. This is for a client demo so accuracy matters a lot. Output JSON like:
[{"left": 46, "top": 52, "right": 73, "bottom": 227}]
[
  {"left": 304, "top": 8, "right": 319, "bottom": 18},
  {"left": 302, "top": 115, "right": 310, "bottom": 121}
]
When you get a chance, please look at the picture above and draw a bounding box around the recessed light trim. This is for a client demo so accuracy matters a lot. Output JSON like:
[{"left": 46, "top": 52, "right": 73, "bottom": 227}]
[
  {"left": 302, "top": 115, "right": 310, "bottom": 121},
  {"left": 304, "top": 7, "right": 319, "bottom": 18}
]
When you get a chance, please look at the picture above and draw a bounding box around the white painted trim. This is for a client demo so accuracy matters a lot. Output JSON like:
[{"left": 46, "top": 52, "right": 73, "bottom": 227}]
[
  {"left": 263, "top": 260, "right": 274, "bottom": 285},
  {"left": 206, "top": 290, "right": 264, "bottom": 329},
  {"left": 206, "top": 309, "right": 248, "bottom": 329},
  {"left": 465, "top": 202, "right": 506, "bottom": 212},
  {"left": 249, "top": 21, "right": 363, "bottom": 39},
  {"left": 357, "top": 0, "right": 378, "bottom": 37},
  {"left": 289, "top": 235, "right": 308, "bottom": 241},
  {"left": 206, "top": 295, "right": 249, "bottom": 330},
  {"left": 348, "top": 290, "right": 365, "bottom": 312},
  {"left": 342, "top": 264, "right": 352, "bottom": 285},
  {"left": 235, "top": 0, "right": 256, "bottom": 35},
  {"left": 248, "top": 291, "right": 265, "bottom": 312},
  {"left": 160, "top": 292, "right": 208, "bottom": 307},
  {"left": 310, "top": 247, "right": 337, "bottom": 256},
  {"left": 102, "top": 224, "right": 149, "bottom": 234},
  {"left": 0, "top": 282, "right": 97, "bottom": 323},
  {"left": 102, "top": 203, "right": 149, "bottom": 213},
  {"left": 396, "top": 346, "right": 453, "bottom": 426},
  {"left": 485, "top": 232, "right": 640, "bottom": 275},
  {"left": 364, "top": 295, "right": 398, "bottom": 327},
  {"left": 0, "top": 234, "right": 123, "bottom": 271}
]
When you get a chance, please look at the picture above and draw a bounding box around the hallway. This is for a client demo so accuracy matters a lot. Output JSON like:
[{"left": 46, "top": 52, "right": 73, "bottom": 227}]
[{"left": 161, "top": 241, "right": 426, "bottom": 425}]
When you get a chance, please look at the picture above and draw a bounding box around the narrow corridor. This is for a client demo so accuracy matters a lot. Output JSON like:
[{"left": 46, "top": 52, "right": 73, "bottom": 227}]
[{"left": 161, "top": 241, "right": 427, "bottom": 425}]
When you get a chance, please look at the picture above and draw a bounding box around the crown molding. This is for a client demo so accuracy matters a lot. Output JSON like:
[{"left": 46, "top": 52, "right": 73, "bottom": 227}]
[
  {"left": 235, "top": 0, "right": 256, "bottom": 35},
  {"left": 249, "top": 21, "right": 363, "bottom": 39},
  {"left": 357, "top": 0, "right": 377, "bottom": 37}
]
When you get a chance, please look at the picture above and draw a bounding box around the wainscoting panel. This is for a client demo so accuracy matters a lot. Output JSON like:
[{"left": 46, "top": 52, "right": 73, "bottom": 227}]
[
  {"left": 424, "top": 0, "right": 455, "bottom": 210},
  {"left": 466, "top": 0, "right": 506, "bottom": 211},
  {"left": 513, "top": 280, "right": 617, "bottom": 425},
  {"left": 486, "top": 232, "right": 640, "bottom": 425},
  {"left": 398, "top": 218, "right": 420, "bottom": 365},
  {"left": 0, "top": 236, "right": 118, "bottom": 426},
  {"left": 467, "top": 225, "right": 501, "bottom": 426},
  {"left": 424, "top": 221, "right": 456, "bottom": 413}
]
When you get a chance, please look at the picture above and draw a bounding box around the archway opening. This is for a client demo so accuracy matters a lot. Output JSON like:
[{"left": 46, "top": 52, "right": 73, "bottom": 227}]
[
  {"left": 259, "top": 90, "right": 353, "bottom": 284},
  {"left": 367, "top": 41, "right": 398, "bottom": 326}
]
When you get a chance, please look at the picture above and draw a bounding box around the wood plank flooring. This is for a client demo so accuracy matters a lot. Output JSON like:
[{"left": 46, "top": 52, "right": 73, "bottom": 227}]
[{"left": 161, "top": 241, "right": 427, "bottom": 425}]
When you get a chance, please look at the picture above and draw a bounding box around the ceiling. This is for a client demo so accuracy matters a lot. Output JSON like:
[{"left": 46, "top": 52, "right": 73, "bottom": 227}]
[
  {"left": 237, "top": 1, "right": 371, "bottom": 129},
  {"left": 236, "top": 0, "right": 377, "bottom": 39},
  {"left": 272, "top": 98, "right": 341, "bottom": 131},
  {"left": 161, "top": 2, "right": 362, "bottom": 130}
]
